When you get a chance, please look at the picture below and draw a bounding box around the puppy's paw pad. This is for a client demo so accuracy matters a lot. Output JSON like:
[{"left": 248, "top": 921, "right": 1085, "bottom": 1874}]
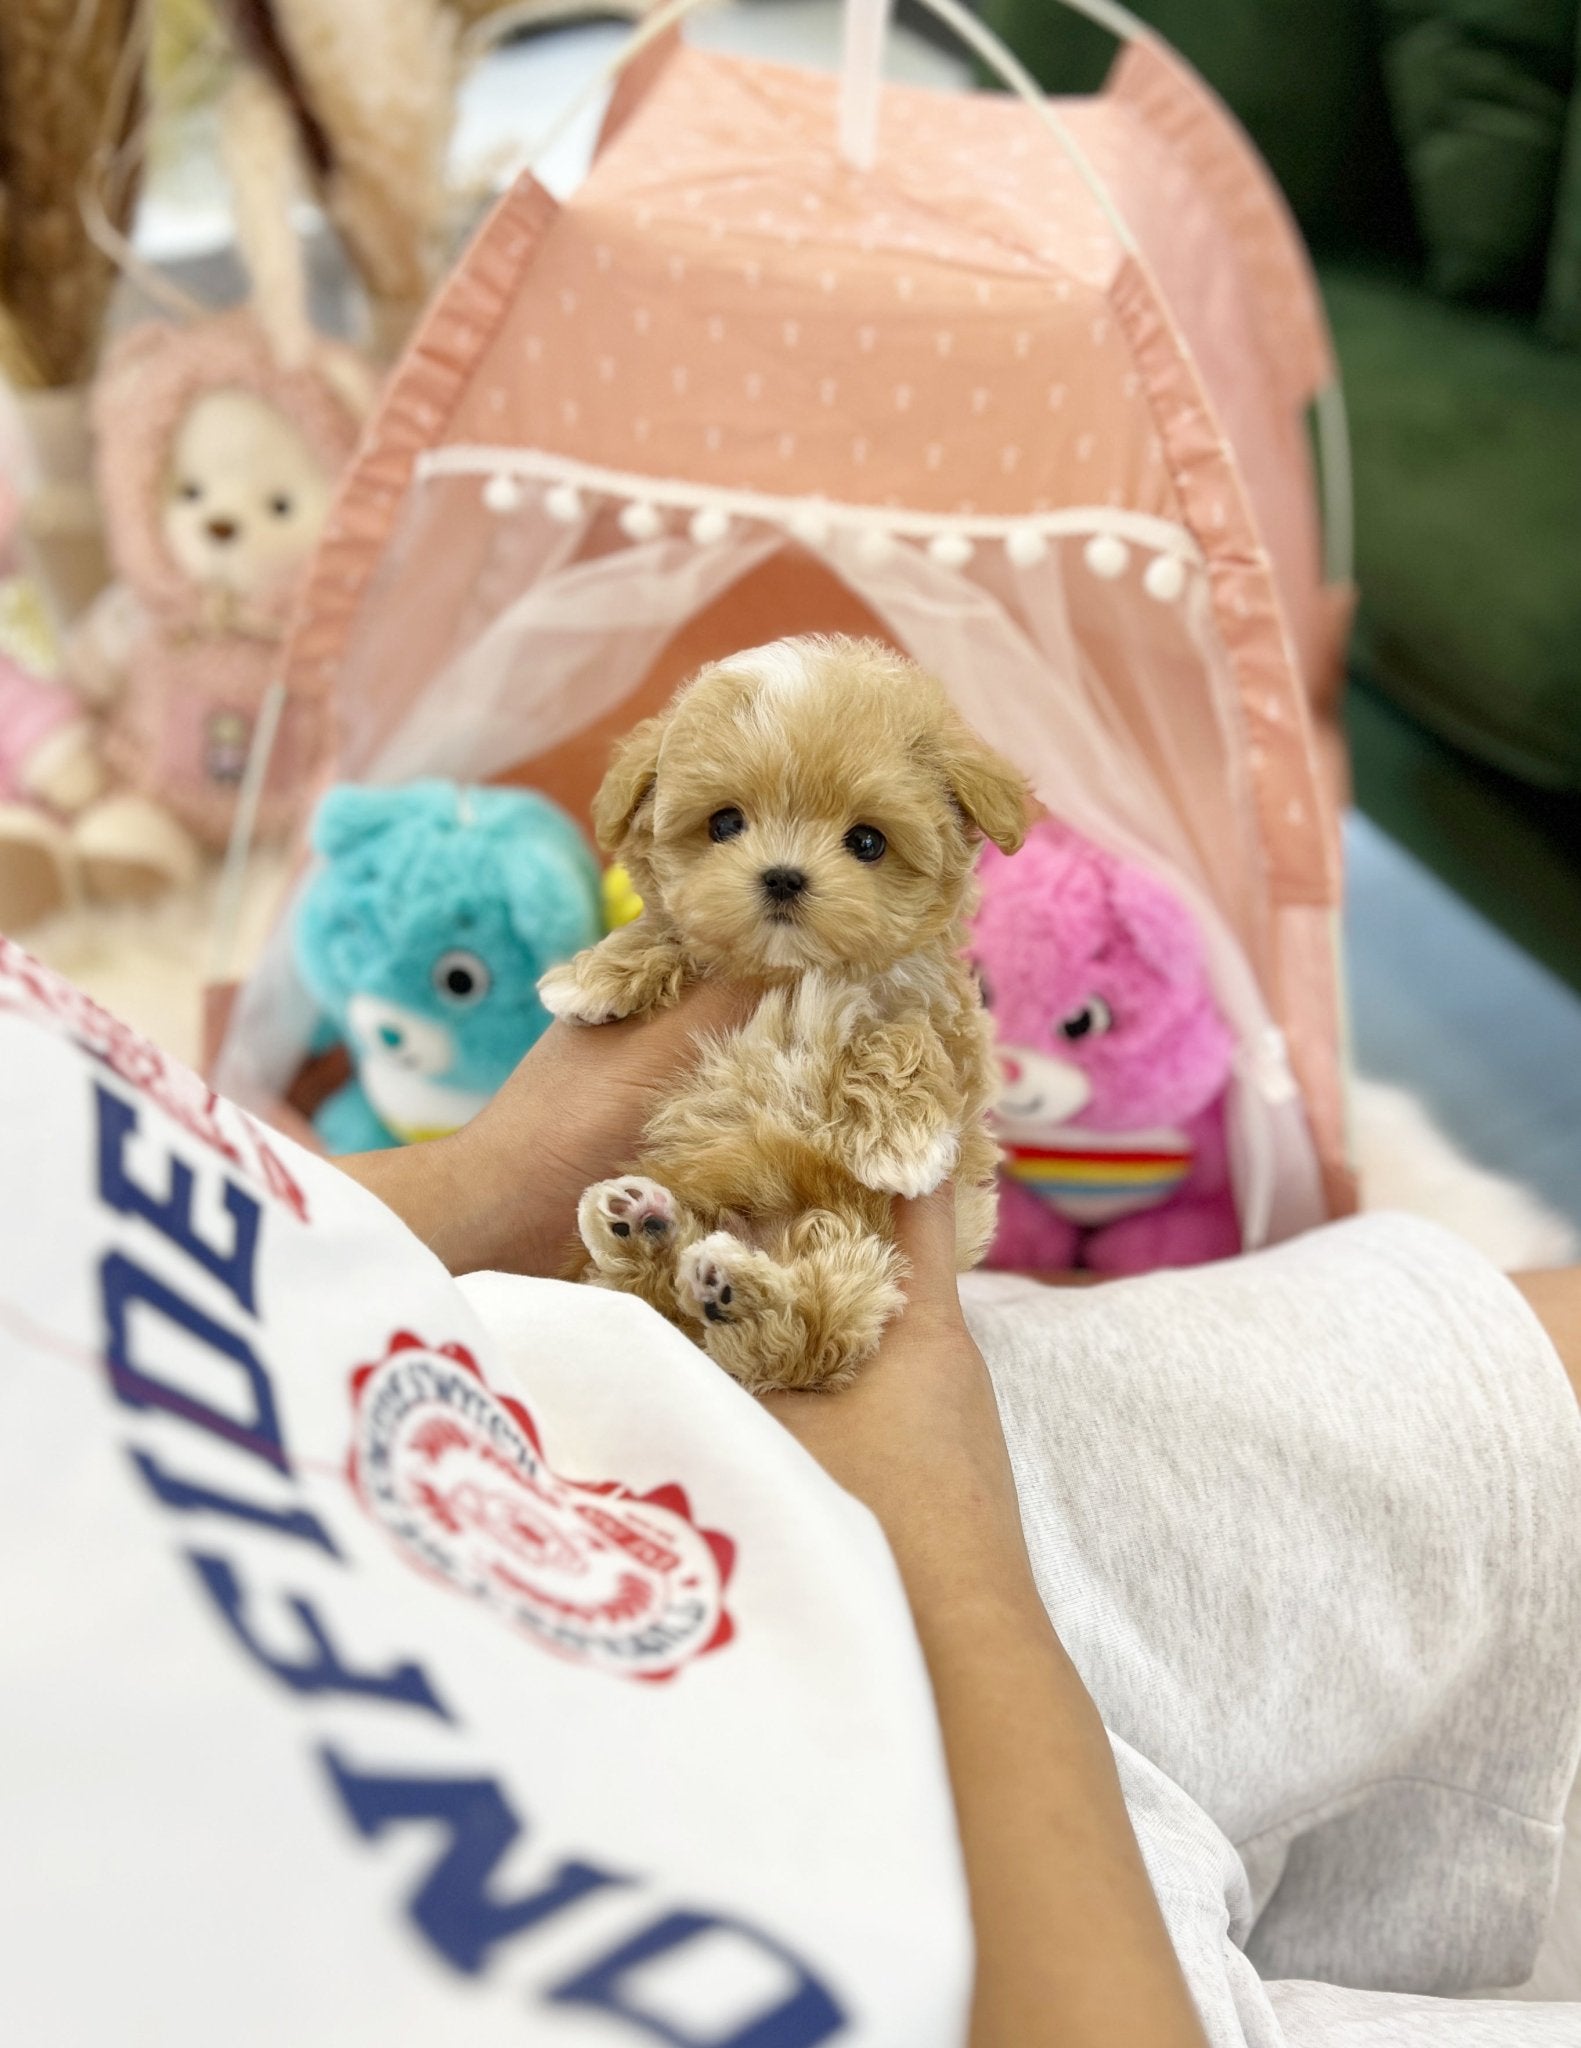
[
  {"left": 678, "top": 1234, "right": 742, "bottom": 1325},
  {"left": 856, "top": 1130, "right": 960, "bottom": 1198},
  {"left": 579, "top": 1177, "right": 675, "bottom": 1256}
]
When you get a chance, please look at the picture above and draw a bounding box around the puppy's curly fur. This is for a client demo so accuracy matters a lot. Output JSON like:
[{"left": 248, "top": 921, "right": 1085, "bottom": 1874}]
[{"left": 540, "top": 635, "right": 1027, "bottom": 1392}]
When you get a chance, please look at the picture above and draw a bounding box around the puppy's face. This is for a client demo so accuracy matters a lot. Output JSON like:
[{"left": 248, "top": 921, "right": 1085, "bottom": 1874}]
[{"left": 594, "top": 638, "right": 1026, "bottom": 978}]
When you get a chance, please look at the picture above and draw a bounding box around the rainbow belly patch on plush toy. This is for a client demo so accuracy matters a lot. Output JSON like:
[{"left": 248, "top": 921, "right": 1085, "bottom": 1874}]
[{"left": 1001, "top": 1127, "right": 1193, "bottom": 1226}]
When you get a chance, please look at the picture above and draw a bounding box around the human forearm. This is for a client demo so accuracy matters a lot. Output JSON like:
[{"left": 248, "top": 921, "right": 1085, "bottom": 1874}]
[
  {"left": 906, "top": 1570, "right": 1207, "bottom": 2048},
  {"left": 1513, "top": 1269, "right": 1581, "bottom": 1412},
  {"left": 334, "top": 1132, "right": 534, "bottom": 1276},
  {"left": 334, "top": 1083, "right": 597, "bottom": 1280},
  {"left": 766, "top": 1195, "right": 1207, "bottom": 2048}
]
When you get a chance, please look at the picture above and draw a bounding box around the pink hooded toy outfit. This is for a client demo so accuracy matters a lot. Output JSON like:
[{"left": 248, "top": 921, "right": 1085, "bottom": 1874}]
[
  {"left": 969, "top": 819, "right": 1240, "bottom": 1276},
  {"left": 78, "top": 311, "right": 364, "bottom": 850}
]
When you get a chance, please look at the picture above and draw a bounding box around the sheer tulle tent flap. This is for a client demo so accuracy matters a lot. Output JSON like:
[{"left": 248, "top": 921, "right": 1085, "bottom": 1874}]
[{"left": 216, "top": 0, "right": 1355, "bottom": 1242}]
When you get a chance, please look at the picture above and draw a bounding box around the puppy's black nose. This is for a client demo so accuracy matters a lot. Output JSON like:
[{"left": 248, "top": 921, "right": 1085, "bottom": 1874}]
[{"left": 760, "top": 866, "right": 807, "bottom": 904}]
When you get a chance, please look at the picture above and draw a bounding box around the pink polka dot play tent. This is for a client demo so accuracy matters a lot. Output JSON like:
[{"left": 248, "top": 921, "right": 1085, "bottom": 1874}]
[{"left": 218, "top": 0, "right": 1358, "bottom": 1242}]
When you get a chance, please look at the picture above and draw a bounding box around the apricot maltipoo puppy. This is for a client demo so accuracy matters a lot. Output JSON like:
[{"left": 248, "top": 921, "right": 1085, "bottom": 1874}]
[{"left": 539, "top": 635, "right": 1026, "bottom": 1391}]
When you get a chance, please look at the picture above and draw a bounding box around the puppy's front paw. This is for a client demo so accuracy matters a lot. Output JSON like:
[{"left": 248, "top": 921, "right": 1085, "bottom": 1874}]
[
  {"left": 539, "top": 935, "right": 687, "bottom": 1025},
  {"left": 538, "top": 957, "right": 628, "bottom": 1026},
  {"left": 578, "top": 1176, "right": 677, "bottom": 1266},
  {"left": 851, "top": 1128, "right": 960, "bottom": 1199}
]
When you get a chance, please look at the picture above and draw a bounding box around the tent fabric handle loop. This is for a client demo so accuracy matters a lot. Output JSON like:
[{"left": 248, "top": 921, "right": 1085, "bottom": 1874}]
[{"left": 528, "top": 0, "right": 1148, "bottom": 252}]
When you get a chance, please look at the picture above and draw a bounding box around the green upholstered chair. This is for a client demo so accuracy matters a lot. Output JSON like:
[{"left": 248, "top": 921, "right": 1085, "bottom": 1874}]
[{"left": 983, "top": 0, "right": 1581, "bottom": 797}]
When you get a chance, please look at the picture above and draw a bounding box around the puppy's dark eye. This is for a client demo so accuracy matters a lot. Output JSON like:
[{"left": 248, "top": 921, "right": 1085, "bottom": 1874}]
[
  {"left": 709, "top": 807, "right": 746, "bottom": 842},
  {"left": 1058, "top": 996, "right": 1113, "bottom": 1042},
  {"left": 433, "top": 948, "right": 491, "bottom": 1005},
  {"left": 177, "top": 480, "right": 203, "bottom": 501},
  {"left": 844, "top": 824, "right": 886, "bottom": 863},
  {"left": 268, "top": 492, "right": 294, "bottom": 518}
]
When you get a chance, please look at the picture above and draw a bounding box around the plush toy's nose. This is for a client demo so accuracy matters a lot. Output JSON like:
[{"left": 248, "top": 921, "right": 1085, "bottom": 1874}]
[
  {"left": 760, "top": 866, "right": 807, "bottom": 904},
  {"left": 206, "top": 516, "right": 240, "bottom": 544},
  {"left": 379, "top": 1023, "right": 403, "bottom": 1049}
]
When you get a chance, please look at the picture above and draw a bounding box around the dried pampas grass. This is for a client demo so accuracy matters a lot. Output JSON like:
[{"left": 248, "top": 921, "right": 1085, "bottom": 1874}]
[
  {"left": 439, "top": 0, "right": 526, "bottom": 26},
  {"left": 0, "top": 0, "right": 145, "bottom": 624},
  {"left": 442, "top": 0, "right": 647, "bottom": 31},
  {"left": 0, "top": 0, "right": 144, "bottom": 390},
  {"left": 219, "top": 67, "right": 312, "bottom": 367},
  {"left": 225, "top": 0, "right": 461, "bottom": 356},
  {"left": 151, "top": 0, "right": 229, "bottom": 125}
]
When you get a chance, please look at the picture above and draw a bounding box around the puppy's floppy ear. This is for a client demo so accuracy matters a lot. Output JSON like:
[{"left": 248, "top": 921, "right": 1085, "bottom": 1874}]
[
  {"left": 935, "top": 712, "right": 1029, "bottom": 854},
  {"left": 591, "top": 713, "right": 665, "bottom": 855}
]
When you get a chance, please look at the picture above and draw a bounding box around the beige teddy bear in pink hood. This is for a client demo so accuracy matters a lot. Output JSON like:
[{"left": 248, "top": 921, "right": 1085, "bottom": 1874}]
[{"left": 0, "top": 310, "right": 366, "bottom": 923}]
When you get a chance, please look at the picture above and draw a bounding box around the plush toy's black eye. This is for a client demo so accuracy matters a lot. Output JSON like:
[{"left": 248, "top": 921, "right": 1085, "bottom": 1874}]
[
  {"left": 433, "top": 948, "right": 491, "bottom": 1005},
  {"left": 178, "top": 480, "right": 203, "bottom": 501},
  {"left": 844, "top": 824, "right": 886, "bottom": 863},
  {"left": 709, "top": 806, "right": 746, "bottom": 842},
  {"left": 268, "top": 493, "right": 294, "bottom": 518},
  {"left": 1058, "top": 996, "right": 1113, "bottom": 1042}
]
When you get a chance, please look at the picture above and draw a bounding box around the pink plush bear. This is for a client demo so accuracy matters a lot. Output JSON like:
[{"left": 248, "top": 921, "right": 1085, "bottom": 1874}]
[{"left": 969, "top": 819, "right": 1241, "bottom": 1276}]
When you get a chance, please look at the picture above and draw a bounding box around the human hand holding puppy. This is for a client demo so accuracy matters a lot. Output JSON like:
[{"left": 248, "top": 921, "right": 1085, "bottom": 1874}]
[
  {"left": 538, "top": 635, "right": 1026, "bottom": 1392},
  {"left": 334, "top": 977, "right": 750, "bottom": 1278}
]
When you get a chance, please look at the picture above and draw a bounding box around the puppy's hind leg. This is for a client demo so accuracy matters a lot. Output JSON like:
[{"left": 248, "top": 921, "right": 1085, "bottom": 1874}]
[
  {"left": 578, "top": 1176, "right": 705, "bottom": 1322},
  {"left": 676, "top": 1213, "right": 905, "bottom": 1393}
]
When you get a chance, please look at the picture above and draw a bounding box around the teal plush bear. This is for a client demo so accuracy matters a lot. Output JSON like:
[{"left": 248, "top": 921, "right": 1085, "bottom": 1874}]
[{"left": 295, "top": 780, "right": 602, "bottom": 1154}]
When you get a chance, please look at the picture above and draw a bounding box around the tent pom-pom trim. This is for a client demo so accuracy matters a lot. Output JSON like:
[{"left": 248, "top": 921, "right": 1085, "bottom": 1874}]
[
  {"left": 1084, "top": 534, "right": 1130, "bottom": 580},
  {"left": 1143, "top": 553, "right": 1187, "bottom": 602},
  {"left": 482, "top": 473, "right": 526, "bottom": 514},
  {"left": 544, "top": 482, "right": 586, "bottom": 524},
  {"left": 618, "top": 500, "right": 665, "bottom": 541},
  {"left": 690, "top": 505, "right": 733, "bottom": 545},
  {"left": 928, "top": 532, "right": 975, "bottom": 569},
  {"left": 787, "top": 503, "right": 835, "bottom": 548},
  {"left": 435, "top": 448, "right": 1203, "bottom": 579}
]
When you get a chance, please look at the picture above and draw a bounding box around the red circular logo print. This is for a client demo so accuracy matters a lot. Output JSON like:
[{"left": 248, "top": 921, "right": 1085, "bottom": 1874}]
[{"left": 347, "top": 1333, "right": 735, "bottom": 1682}]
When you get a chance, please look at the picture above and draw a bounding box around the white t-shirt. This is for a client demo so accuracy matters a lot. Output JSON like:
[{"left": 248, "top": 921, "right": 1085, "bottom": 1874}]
[{"left": 0, "top": 938, "right": 969, "bottom": 2047}]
